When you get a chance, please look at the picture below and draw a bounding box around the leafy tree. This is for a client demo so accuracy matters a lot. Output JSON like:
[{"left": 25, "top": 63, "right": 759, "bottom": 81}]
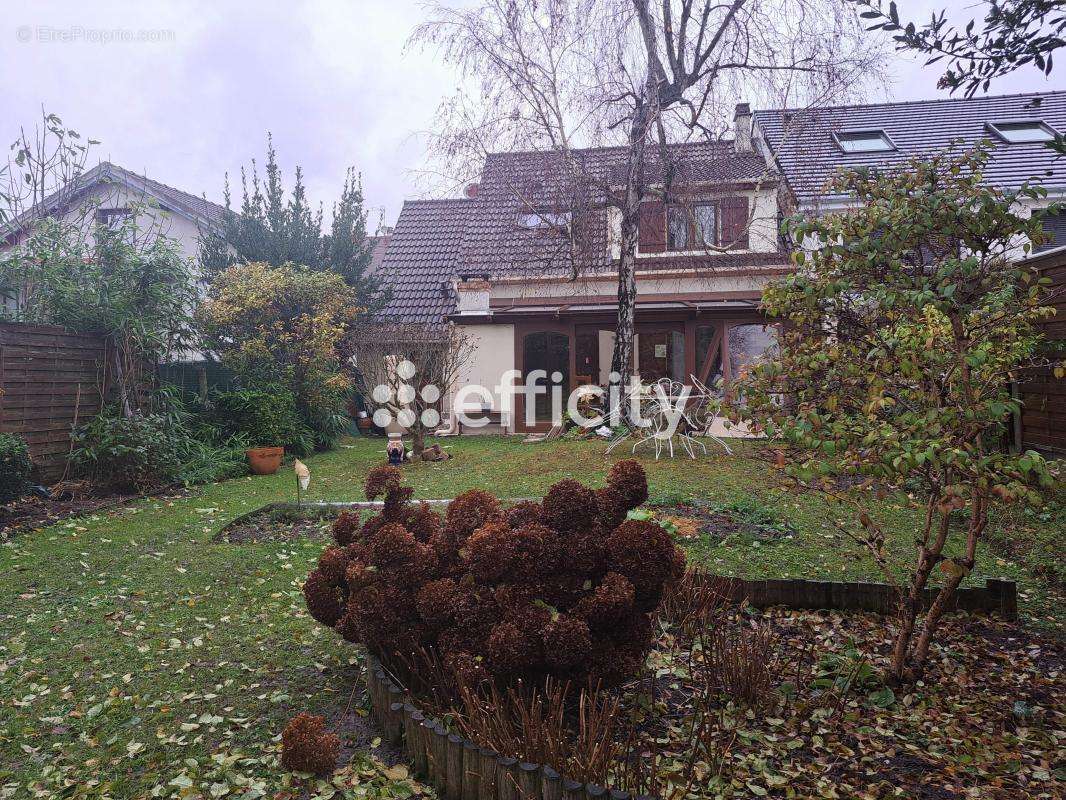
[
  {"left": 0, "top": 211, "right": 197, "bottom": 416},
  {"left": 199, "top": 136, "right": 381, "bottom": 306},
  {"left": 197, "top": 262, "right": 363, "bottom": 450},
  {"left": 854, "top": 1, "right": 1064, "bottom": 96},
  {"left": 737, "top": 147, "right": 1060, "bottom": 682}
]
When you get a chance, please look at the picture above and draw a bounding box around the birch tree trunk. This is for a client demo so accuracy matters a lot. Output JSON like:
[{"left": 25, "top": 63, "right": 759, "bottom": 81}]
[{"left": 610, "top": 102, "right": 652, "bottom": 384}]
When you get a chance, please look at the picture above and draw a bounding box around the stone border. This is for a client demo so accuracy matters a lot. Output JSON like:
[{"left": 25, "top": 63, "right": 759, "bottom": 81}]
[
  {"left": 364, "top": 657, "right": 649, "bottom": 800},
  {"left": 218, "top": 499, "right": 535, "bottom": 538}
]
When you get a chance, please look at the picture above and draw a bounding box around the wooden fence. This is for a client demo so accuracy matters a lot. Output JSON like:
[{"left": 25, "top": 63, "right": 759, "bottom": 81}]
[
  {"left": 1019, "top": 247, "right": 1066, "bottom": 454},
  {"left": 0, "top": 322, "right": 110, "bottom": 482}
]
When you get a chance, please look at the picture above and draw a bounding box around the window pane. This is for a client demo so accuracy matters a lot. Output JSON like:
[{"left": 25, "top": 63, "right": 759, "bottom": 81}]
[
  {"left": 728, "top": 324, "right": 777, "bottom": 378},
  {"left": 994, "top": 121, "right": 1054, "bottom": 143},
  {"left": 694, "top": 205, "right": 716, "bottom": 246},
  {"left": 695, "top": 324, "right": 723, "bottom": 387},
  {"left": 669, "top": 330, "right": 685, "bottom": 382},
  {"left": 667, "top": 207, "right": 688, "bottom": 250},
  {"left": 837, "top": 131, "right": 893, "bottom": 153}
]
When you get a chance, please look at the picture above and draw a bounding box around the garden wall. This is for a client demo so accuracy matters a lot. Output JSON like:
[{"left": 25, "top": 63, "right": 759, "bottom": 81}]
[{"left": 0, "top": 322, "right": 110, "bottom": 482}]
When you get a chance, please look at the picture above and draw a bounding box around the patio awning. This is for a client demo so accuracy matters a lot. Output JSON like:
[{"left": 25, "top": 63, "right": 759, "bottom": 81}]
[{"left": 489, "top": 299, "right": 758, "bottom": 316}]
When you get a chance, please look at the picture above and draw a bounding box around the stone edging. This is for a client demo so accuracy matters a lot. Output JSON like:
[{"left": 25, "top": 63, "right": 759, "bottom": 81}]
[{"left": 364, "top": 657, "right": 650, "bottom": 800}]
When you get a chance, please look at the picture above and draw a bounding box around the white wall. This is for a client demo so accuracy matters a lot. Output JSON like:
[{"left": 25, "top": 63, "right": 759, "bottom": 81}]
[{"left": 450, "top": 322, "right": 517, "bottom": 429}]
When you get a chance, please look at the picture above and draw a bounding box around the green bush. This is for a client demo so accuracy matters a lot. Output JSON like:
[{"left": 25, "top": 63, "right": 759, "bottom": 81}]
[
  {"left": 72, "top": 411, "right": 183, "bottom": 493},
  {"left": 72, "top": 406, "right": 250, "bottom": 494},
  {"left": 210, "top": 388, "right": 313, "bottom": 455},
  {"left": 0, "top": 433, "right": 32, "bottom": 503}
]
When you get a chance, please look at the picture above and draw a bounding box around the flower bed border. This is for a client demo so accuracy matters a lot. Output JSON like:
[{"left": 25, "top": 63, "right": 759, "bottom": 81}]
[
  {"left": 364, "top": 656, "right": 650, "bottom": 800},
  {"left": 698, "top": 575, "right": 1017, "bottom": 617}
]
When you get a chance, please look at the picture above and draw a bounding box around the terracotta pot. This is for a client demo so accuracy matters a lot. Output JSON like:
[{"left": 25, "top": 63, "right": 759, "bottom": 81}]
[
  {"left": 246, "top": 446, "right": 284, "bottom": 475},
  {"left": 356, "top": 417, "right": 374, "bottom": 433}
]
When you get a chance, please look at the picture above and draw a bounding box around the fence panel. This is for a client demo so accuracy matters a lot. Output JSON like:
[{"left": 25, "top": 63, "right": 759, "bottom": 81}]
[{"left": 0, "top": 322, "right": 109, "bottom": 482}]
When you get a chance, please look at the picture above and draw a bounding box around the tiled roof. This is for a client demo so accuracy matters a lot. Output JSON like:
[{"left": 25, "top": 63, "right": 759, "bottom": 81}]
[
  {"left": 2, "top": 161, "right": 226, "bottom": 238},
  {"left": 378, "top": 140, "right": 774, "bottom": 322},
  {"left": 377, "top": 199, "right": 473, "bottom": 324},
  {"left": 754, "top": 90, "right": 1066, "bottom": 206},
  {"left": 366, "top": 234, "right": 392, "bottom": 275},
  {"left": 460, "top": 141, "right": 772, "bottom": 279}
]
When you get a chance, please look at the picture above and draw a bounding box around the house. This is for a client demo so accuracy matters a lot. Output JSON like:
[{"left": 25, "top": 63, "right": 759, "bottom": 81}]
[
  {"left": 0, "top": 160, "right": 226, "bottom": 314},
  {"left": 752, "top": 90, "right": 1066, "bottom": 254},
  {"left": 377, "top": 90, "right": 1066, "bottom": 436},
  {"left": 378, "top": 125, "right": 788, "bottom": 433}
]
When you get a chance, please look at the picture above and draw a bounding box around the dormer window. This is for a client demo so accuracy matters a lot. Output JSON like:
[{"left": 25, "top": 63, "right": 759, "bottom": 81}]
[
  {"left": 832, "top": 130, "right": 895, "bottom": 153},
  {"left": 986, "top": 119, "right": 1058, "bottom": 144},
  {"left": 517, "top": 210, "right": 571, "bottom": 230}
]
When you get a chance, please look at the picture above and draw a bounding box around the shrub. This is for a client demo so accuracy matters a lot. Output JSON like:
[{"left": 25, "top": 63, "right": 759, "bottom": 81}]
[
  {"left": 280, "top": 713, "right": 339, "bottom": 775},
  {"left": 72, "top": 406, "right": 249, "bottom": 493},
  {"left": 210, "top": 387, "right": 313, "bottom": 454},
  {"left": 0, "top": 433, "right": 32, "bottom": 503},
  {"left": 304, "top": 460, "right": 685, "bottom": 689},
  {"left": 72, "top": 411, "right": 184, "bottom": 493},
  {"left": 197, "top": 262, "right": 362, "bottom": 451}
]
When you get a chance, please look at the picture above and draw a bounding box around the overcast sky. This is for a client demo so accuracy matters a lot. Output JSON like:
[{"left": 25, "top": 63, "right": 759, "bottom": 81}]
[{"left": 1, "top": 1, "right": 1059, "bottom": 230}]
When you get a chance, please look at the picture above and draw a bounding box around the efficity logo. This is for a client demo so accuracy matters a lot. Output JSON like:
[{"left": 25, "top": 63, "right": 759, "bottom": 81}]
[
  {"left": 370, "top": 360, "right": 442, "bottom": 430},
  {"left": 370, "top": 361, "right": 698, "bottom": 439}
]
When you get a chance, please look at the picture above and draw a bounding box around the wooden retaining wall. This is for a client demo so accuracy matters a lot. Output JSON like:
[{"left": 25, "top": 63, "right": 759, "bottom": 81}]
[
  {"left": 701, "top": 575, "right": 1017, "bottom": 618},
  {"left": 0, "top": 322, "right": 110, "bottom": 482},
  {"left": 365, "top": 659, "right": 647, "bottom": 800}
]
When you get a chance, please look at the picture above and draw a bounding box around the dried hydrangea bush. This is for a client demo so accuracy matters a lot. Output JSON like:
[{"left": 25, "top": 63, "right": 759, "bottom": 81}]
[{"left": 304, "top": 460, "right": 685, "bottom": 688}]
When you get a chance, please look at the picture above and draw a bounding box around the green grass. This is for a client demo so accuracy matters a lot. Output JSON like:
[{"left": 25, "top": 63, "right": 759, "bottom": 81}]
[{"left": 0, "top": 435, "right": 1061, "bottom": 798}]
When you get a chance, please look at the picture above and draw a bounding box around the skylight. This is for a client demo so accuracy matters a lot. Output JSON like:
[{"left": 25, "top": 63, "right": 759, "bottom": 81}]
[
  {"left": 832, "top": 130, "right": 895, "bottom": 154},
  {"left": 986, "top": 119, "right": 1058, "bottom": 144}
]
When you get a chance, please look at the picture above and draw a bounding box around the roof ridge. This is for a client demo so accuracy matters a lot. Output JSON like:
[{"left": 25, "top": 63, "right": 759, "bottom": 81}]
[
  {"left": 402, "top": 197, "right": 472, "bottom": 205},
  {"left": 484, "top": 138, "right": 740, "bottom": 159},
  {"left": 755, "top": 89, "right": 1066, "bottom": 116}
]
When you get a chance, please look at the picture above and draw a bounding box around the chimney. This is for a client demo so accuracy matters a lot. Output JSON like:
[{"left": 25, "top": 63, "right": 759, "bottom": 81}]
[
  {"left": 454, "top": 274, "right": 491, "bottom": 316},
  {"left": 734, "top": 102, "right": 752, "bottom": 154},
  {"left": 464, "top": 183, "right": 480, "bottom": 199}
]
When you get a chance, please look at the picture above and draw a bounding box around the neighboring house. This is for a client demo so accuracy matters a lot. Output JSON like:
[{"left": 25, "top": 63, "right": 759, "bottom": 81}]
[
  {"left": 0, "top": 161, "right": 225, "bottom": 314},
  {"left": 378, "top": 90, "right": 1066, "bottom": 436},
  {"left": 753, "top": 90, "right": 1066, "bottom": 255}
]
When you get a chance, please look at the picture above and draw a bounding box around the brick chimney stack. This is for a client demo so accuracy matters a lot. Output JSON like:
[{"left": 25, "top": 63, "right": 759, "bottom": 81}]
[
  {"left": 734, "top": 102, "right": 752, "bottom": 154},
  {"left": 464, "top": 183, "right": 480, "bottom": 198}
]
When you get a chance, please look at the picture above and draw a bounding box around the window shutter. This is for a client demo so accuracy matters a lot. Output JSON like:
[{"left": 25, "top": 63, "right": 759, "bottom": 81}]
[
  {"left": 638, "top": 200, "right": 666, "bottom": 253},
  {"left": 720, "top": 197, "right": 750, "bottom": 249}
]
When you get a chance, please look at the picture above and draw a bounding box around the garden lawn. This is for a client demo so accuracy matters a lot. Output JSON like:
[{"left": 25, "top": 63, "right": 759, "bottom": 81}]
[{"left": 0, "top": 436, "right": 1062, "bottom": 799}]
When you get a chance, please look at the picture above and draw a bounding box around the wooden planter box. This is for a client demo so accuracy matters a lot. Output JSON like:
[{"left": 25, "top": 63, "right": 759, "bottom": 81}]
[{"left": 364, "top": 658, "right": 649, "bottom": 800}]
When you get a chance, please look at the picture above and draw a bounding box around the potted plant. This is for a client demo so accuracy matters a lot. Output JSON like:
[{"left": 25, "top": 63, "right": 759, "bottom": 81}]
[
  {"left": 246, "top": 444, "right": 285, "bottom": 475},
  {"left": 211, "top": 388, "right": 310, "bottom": 476},
  {"left": 356, "top": 410, "right": 374, "bottom": 434}
]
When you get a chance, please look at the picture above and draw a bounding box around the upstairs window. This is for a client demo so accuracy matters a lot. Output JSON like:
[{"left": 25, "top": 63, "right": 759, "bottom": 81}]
[
  {"left": 667, "top": 203, "right": 718, "bottom": 250},
  {"left": 641, "top": 197, "right": 748, "bottom": 254},
  {"left": 516, "top": 209, "right": 571, "bottom": 231},
  {"left": 95, "top": 206, "right": 133, "bottom": 229},
  {"left": 832, "top": 129, "right": 895, "bottom": 153},
  {"left": 986, "top": 119, "right": 1058, "bottom": 144}
]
